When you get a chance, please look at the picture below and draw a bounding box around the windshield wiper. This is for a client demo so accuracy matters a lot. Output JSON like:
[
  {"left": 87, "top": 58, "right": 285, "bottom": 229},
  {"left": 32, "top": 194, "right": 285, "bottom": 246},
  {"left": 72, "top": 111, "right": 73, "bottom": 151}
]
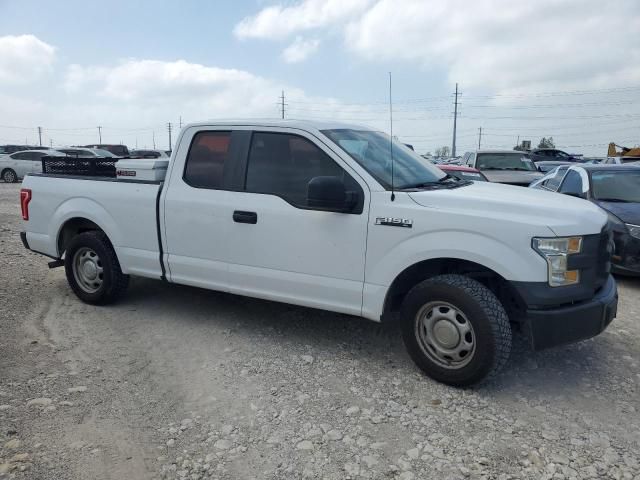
[{"left": 400, "top": 175, "right": 469, "bottom": 190}]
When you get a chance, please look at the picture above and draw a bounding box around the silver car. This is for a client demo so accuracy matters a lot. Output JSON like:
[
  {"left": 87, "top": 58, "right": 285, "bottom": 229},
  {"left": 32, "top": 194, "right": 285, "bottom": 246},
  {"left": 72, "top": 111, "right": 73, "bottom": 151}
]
[{"left": 0, "top": 149, "right": 65, "bottom": 183}]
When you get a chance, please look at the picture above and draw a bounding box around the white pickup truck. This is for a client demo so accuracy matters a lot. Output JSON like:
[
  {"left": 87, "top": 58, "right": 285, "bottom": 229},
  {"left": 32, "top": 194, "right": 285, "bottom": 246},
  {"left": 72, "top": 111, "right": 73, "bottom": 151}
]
[{"left": 20, "top": 120, "right": 618, "bottom": 386}]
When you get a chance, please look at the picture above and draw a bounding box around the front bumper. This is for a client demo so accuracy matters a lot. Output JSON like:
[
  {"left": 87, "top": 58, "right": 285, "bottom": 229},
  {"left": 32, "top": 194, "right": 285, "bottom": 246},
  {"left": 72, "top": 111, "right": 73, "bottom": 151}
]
[{"left": 523, "top": 275, "right": 618, "bottom": 350}]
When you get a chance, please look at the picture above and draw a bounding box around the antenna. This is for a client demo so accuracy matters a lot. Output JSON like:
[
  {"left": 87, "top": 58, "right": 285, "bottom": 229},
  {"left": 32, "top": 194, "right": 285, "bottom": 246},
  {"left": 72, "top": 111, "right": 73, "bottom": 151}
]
[{"left": 389, "top": 72, "right": 395, "bottom": 201}]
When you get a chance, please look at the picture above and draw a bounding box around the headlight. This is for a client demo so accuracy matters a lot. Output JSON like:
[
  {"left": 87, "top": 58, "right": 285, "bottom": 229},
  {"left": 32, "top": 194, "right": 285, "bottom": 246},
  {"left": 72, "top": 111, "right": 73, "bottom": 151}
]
[
  {"left": 532, "top": 236, "right": 582, "bottom": 286},
  {"left": 627, "top": 224, "right": 640, "bottom": 240}
]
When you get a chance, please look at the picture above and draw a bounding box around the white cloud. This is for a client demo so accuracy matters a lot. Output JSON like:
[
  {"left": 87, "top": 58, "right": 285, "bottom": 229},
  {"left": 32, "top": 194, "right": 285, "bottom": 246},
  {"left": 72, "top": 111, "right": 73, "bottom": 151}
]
[
  {"left": 282, "top": 37, "right": 321, "bottom": 63},
  {"left": 234, "top": 0, "right": 373, "bottom": 39},
  {"left": 0, "top": 34, "right": 56, "bottom": 83},
  {"left": 344, "top": 0, "right": 640, "bottom": 93}
]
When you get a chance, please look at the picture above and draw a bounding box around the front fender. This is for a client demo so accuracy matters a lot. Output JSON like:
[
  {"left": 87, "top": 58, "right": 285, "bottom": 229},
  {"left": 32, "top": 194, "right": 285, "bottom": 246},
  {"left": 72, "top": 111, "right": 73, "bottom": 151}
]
[{"left": 369, "top": 229, "right": 548, "bottom": 286}]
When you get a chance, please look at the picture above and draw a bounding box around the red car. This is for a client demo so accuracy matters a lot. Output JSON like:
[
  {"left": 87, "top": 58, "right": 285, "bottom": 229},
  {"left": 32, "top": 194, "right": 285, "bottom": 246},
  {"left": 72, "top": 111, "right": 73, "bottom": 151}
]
[{"left": 438, "top": 164, "right": 489, "bottom": 182}]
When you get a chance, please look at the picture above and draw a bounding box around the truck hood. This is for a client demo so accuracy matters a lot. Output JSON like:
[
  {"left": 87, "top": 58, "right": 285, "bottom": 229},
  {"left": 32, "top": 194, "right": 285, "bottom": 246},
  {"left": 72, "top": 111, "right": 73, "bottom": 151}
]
[
  {"left": 408, "top": 181, "right": 607, "bottom": 236},
  {"left": 480, "top": 170, "right": 543, "bottom": 186}
]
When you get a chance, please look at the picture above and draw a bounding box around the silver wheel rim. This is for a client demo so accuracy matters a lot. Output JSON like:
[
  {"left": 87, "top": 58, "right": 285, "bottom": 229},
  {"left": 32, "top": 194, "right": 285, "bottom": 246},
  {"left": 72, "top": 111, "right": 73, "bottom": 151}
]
[
  {"left": 72, "top": 247, "right": 104, "bottom": 293},
  {"left": 415, "top": 301, "right": 476, "bottom": 369},
  {"left": 4, "top": 171, "right": 15, "bottom": 182}
]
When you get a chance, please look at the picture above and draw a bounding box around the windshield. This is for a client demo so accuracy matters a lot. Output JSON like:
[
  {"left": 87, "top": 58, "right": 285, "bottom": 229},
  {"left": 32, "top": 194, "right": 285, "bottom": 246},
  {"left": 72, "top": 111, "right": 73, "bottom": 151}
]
[
  {"left": 477, "top": 153, "right": 537, "bottom": 171},
  {"left": 591, "top": 170, "right": 640, "bottom": 203},
  {"left": 321, "top": 129, "right": 446, "bottom": 189}
]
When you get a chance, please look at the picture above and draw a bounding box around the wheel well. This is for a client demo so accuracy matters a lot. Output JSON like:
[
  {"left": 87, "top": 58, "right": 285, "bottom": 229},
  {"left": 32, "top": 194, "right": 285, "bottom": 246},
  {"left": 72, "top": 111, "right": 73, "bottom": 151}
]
[
  {"left": 382, "top": 258, "right": 526, "bottom": 322},
  {"left": 57, "top": 218, "right": 104, "bottom": 256}
]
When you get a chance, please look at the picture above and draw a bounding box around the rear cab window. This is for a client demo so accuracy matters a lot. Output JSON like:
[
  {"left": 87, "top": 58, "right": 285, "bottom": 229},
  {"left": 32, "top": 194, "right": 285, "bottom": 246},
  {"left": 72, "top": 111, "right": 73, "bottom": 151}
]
[{"left": 183, "top": 131, "right": 232, "bottom": 189}]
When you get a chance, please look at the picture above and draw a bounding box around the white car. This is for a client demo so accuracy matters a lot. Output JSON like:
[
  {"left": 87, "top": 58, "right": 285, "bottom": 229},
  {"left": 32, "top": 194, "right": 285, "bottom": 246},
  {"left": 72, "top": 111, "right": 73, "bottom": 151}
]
[
  {"left": 19, "top": 120, "right": 617, "bottom": 386},
  {"left": 0, "top": 149, "right": 65, "bottom": 182},
  {"left": 56, "top": 147, "right": 117, "bottom": 158}
]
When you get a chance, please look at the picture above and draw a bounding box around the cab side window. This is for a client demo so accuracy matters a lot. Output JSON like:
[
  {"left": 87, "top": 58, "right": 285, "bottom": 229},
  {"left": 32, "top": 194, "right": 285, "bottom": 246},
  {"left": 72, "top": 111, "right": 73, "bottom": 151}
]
[
  {"left": 545, "top": 166, "right": 569, "bottom": 191},
  {"left": 245, "top": 132, "right": 361, "bottom": 210},
  {"left": 183, "top": 131, "right": 231, "bottom": 189},
  {"left": 559, "top": 170, "right": 584, "bottom": 196}
]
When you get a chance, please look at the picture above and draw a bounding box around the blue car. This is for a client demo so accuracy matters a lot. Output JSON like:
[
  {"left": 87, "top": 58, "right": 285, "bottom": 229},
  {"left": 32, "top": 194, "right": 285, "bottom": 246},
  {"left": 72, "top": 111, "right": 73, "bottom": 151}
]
[{"left": 531, "top": 164, "right": 640, "bottom": 275}]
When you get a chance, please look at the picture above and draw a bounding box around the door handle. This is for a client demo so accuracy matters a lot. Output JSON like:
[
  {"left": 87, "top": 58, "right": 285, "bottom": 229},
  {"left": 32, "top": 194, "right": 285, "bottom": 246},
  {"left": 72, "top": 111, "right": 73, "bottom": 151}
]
[{"left": 233, "top": 210, "right": 258, "bottom": 224}]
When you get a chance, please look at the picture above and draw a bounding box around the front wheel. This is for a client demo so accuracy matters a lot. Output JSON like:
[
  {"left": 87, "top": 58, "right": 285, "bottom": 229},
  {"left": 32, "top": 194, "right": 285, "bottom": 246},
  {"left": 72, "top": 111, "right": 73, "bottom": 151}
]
[
  {"left": 64, "top": 231, "right": 129, "bottom": 305},
  {"left": 2, "top": 169, "right": 17, "bottom": 183},
  {"left": 401, "top": 274, "right": 511, "bottom": 387}
]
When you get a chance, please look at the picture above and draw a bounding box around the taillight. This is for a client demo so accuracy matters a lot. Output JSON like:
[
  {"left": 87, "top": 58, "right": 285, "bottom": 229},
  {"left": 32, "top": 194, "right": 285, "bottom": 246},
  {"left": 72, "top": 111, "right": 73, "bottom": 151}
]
[{"left": 20, "top": 188, "right": 32, "bottom": 221}]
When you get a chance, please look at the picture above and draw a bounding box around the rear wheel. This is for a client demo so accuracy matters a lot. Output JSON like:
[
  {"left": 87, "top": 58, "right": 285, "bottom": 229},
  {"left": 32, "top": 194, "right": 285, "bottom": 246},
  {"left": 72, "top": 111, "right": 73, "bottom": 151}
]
[
  {"left": 401, "top": 274, "right": 511, "bottom": 387},
  {"left": 64, "top": 231, "right": 129, "bottom": 305},
  {"left": 2, "top": 169, "right": 17, "bottom": 183}
]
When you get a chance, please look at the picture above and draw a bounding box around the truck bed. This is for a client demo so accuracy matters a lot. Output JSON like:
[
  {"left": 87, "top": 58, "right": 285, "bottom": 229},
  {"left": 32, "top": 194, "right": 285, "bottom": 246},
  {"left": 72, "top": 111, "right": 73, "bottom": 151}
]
[{"left": 23, "top": 173, "right": 164, "bottom": 279}]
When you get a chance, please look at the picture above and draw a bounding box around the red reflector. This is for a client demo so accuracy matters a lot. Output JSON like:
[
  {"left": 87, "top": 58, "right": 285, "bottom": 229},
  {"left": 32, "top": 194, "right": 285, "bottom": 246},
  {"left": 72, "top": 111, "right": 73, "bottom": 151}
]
[{"left": 20, "top": 188, "right": 32, "bottom": 221}]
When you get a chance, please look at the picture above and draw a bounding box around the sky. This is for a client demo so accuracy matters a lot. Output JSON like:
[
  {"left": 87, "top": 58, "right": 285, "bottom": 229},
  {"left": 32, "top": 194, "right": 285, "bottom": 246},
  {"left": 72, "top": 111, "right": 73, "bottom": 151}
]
[{"left": 0, "top": 0, "right": 639, "bottom": 155}]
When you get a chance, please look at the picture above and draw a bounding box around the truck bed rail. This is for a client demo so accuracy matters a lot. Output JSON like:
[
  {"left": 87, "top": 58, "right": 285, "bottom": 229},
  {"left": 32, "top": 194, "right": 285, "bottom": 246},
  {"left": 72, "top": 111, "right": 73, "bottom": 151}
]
[{"left": 41, "top": 156, "right": 117, "bottom": 177}]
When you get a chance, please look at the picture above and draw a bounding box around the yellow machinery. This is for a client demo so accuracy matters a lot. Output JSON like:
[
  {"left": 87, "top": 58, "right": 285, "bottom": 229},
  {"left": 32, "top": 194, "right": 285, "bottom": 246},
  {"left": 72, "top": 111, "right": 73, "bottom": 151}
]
[{"left": 608, "top": 142, "right": 640, "bottom": 159}]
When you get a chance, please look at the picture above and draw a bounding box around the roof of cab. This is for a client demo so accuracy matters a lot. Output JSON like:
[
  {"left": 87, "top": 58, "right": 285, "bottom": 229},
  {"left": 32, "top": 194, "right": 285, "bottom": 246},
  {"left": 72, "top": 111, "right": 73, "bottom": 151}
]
[{"left": 183, "top": 118, "right": 376, "bottom": 132}]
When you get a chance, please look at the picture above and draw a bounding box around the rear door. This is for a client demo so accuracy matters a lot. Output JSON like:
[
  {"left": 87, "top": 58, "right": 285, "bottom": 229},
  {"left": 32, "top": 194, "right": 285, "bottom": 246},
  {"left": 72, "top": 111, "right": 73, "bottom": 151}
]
[
  {"left": 224, "top": 128, "right": 370, "bottom": 316},
  {"left": 162, "top": 127, "right": 247, "bottom": 291}
]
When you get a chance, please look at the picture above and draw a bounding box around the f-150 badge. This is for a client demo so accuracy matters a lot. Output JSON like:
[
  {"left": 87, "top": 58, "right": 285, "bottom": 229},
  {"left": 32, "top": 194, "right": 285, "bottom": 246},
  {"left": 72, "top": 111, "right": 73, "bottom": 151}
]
[{"left": 375, "top": 217, "right": 413, "bottom": 228}]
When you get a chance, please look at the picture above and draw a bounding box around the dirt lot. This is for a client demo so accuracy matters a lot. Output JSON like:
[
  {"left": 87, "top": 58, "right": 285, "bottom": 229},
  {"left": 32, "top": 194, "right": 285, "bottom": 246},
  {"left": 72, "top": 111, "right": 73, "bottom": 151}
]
[{"left": 0, "top": 182, "right": 639, "bottom": 480}]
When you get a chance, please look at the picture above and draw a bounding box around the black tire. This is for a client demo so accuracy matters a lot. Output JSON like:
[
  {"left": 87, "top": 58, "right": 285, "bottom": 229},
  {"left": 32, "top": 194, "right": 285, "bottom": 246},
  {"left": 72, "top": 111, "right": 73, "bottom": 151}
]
[
  {"left": 400, "top": 274, "right": 511, "bottom": 387},
  {"left": 2, "top": 169, "right": 17, "bottom": 183},
  {"left": 64, "top": 231, "right": 129, "bottom": 305}
]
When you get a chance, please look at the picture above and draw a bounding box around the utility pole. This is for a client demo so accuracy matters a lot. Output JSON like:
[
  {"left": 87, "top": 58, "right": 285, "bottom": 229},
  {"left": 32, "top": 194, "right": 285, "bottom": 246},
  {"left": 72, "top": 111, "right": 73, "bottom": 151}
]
[
  {"left": 478, "top": 126, "right": 482, "bottom": 149},
  {"left": 97, "top": 126, "right": 102, "bottom": 143},
  {"left": 152, "top": 131, "right": 156, "bottom": 149},
  {"left": 279, "top": 90, "right": 286, "bottom": 119},
  {"left": 37, "top": 126, "right": 42, "bottom": 146},
  {"left": 179, "top": 116, "right": 183, "bottom": 129},
  {"left": 49, "top": 139, "right": 53, "bottom": 148},
  {"left": 167, "top": 122, "right": 173, "bottom": 150},
  {"left": 452, "top": 83, "right": 460, "bottom": 157}
]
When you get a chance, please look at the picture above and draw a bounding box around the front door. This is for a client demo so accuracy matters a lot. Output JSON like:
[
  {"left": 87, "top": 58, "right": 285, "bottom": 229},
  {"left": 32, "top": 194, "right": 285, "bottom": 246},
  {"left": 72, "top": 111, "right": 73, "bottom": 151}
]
[{"left": 225, "top": 129, "right": 370, "bottom": 316}]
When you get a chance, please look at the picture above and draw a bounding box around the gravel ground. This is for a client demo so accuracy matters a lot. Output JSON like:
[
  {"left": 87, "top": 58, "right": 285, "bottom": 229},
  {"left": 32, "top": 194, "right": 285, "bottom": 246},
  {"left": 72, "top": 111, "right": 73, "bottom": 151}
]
[{"left": 1, "top": 181, "right": 639, "bottom": 480}]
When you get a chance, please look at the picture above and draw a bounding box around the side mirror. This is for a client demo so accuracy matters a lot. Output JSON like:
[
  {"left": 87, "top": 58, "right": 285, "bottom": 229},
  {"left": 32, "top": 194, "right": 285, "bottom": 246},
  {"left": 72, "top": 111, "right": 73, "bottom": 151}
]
[{"left": 307, "top": 176, "right": 355, "bottom": 212}]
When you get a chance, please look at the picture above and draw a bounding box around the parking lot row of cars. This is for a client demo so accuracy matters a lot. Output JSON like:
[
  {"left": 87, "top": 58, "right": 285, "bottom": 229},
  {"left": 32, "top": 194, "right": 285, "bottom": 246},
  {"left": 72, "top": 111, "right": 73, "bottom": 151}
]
[{"left": 0, "top": 144, "right": 170, "bottom": 183}]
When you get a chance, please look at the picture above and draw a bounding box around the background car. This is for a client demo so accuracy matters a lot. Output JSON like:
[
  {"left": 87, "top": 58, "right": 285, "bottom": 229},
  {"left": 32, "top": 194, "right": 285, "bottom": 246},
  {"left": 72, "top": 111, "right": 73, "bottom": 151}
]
[
  {"left": 129, "top": 149, "right": 169, "bottom": 159},
  {"left": 0, "top": 149, "right": 66, "bottom": 182},
  {"left": 528, "top": 148, "right": 580, "bottom": 163},
  {"left": 438, "top": 164, "right": 489, "bottom": 182},
  {"left": 0, "top": 145, "right": 49, "bottom": 155},
  {"left": 462, "top": 149, "right": 543, "bottom": 186},
  {"left": 57, "top": 147, "right": 117, "bottom": 158},
  {"left": 531, "top": 164, "right": 640, "bottom": 275},
  {"left": 535, "top": 160, "right": 573, "bottom": 173},
  {"left": 83, "top": 144, "right": 130, "bottom": 156}
]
